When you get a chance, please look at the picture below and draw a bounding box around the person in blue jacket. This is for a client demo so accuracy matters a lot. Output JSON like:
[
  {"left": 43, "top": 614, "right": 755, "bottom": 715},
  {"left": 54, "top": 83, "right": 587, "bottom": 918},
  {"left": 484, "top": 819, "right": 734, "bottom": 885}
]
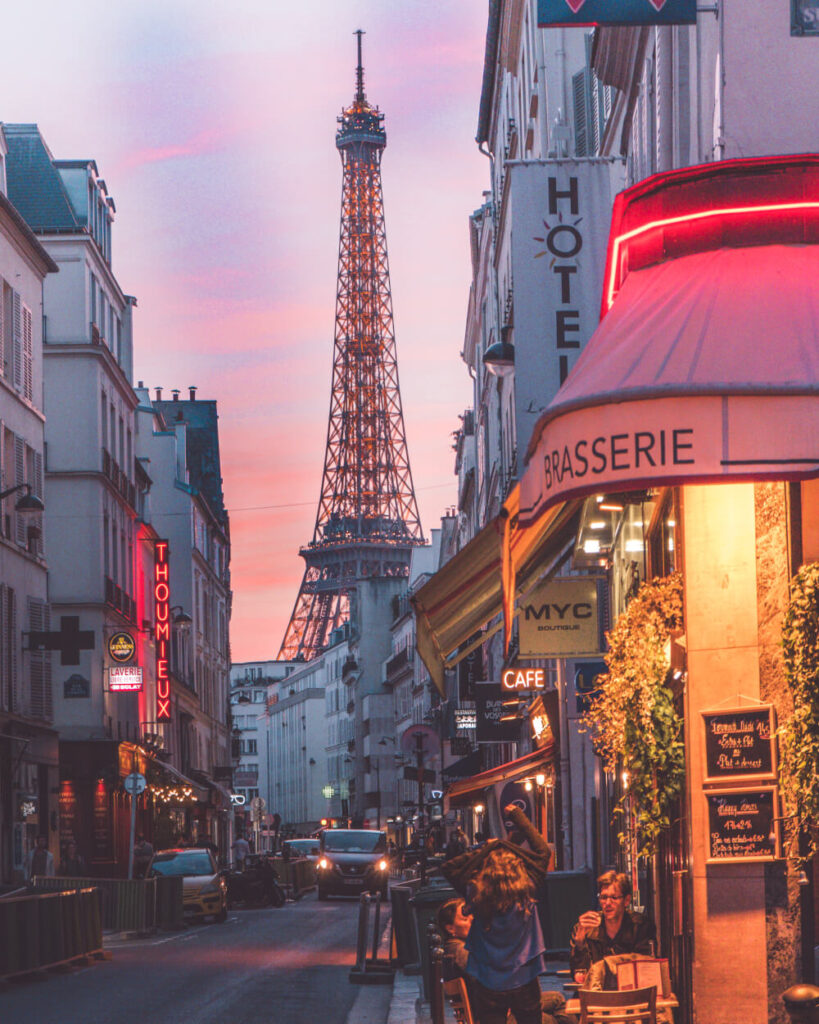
[{"left": 461, "top": 844, "right": 547, "bottom": 1024}]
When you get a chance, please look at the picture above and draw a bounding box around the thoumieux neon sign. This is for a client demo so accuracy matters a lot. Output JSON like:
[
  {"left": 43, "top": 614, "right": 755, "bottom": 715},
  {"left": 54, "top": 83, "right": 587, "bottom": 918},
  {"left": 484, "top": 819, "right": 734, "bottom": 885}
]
[{"left": 155, "top": 540, "right": 171, "bottom": 721}]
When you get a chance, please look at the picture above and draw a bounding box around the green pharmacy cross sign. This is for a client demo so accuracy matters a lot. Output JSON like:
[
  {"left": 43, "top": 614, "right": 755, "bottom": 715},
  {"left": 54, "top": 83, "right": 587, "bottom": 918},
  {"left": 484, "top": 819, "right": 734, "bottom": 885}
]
[{"left": 538, "top": 0, "right": 697, "bottom": 25}]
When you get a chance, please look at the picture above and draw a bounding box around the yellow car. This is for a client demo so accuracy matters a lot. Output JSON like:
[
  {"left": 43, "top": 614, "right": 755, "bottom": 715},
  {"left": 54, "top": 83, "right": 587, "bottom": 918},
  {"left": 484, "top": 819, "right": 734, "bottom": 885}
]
[{"left": 149, "top": 847, "right": 228, "bottom": 923}]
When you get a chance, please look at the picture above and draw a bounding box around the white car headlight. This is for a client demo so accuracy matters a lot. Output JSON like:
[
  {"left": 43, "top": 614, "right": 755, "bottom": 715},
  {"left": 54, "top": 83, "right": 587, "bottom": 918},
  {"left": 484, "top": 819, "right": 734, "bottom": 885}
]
[
  {"left": 318, "top": 857, "right": 331, "bottom": 870},
  {"left": 377, "top": 859, "right": 388, "bottom": 872}
]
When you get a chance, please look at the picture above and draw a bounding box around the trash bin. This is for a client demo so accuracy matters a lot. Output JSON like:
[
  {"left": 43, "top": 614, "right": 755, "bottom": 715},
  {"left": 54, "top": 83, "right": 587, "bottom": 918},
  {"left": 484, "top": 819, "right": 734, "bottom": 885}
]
[
  {"left": 783, "top": 984, "right": 819, "bottom": 1024},
  {"left": 410, "top": 877, "right": 458, "bottom": 1002},
  {"left": 390, "top": 879, "right": 421, "bottom": 968}
]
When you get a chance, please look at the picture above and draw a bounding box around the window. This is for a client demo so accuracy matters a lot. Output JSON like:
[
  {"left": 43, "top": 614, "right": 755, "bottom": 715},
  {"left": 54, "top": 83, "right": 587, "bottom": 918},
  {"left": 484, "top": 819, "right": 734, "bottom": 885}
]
[
  {"left": 792, "top": 0, "right": 819, "bottom": 34},
  {"left": 0, "top": 584, "right": 17, "bottom": 712}
]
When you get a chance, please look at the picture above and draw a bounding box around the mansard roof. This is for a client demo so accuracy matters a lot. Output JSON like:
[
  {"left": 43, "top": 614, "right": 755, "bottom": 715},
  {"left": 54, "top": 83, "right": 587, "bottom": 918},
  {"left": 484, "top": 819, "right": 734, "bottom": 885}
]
[{"left": 3, "top": 124, "right": 82, "bottom": 233}]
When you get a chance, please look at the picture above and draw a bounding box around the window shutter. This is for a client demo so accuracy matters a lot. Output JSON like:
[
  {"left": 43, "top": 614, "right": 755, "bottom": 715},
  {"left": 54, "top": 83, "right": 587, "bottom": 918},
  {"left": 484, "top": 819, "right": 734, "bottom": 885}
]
[
  {"left": 33, "top": 450, "right": 44, "bottom": 550},
  {"left": 14, "top": 435, "right": 25, "bottom": 546},
  {"left": 0, "top": 585, "right": 5, "bottom": 711},
  {"left": 572, "top": 70, "right": 589, "bottom": 158},
  {"left": 28, "top": 598, "right": 52, "bottom": 722},
  {"left": 4, "top": 586, "right": 18, "bottom": 714},
  {"left": 0, "top": 280, "right": 5, "bottom": 380},
  {"left": 12, "top": 290, "right": 22, "bottom": 392},
  {"left": 22, "top": 304, "right": 33, "bottom": 401}
]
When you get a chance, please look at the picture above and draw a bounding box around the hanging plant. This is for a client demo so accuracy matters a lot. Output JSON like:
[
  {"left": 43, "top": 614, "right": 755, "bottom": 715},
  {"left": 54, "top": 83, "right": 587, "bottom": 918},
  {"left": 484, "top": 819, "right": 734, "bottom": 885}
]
[
  {"left": 582, "top": 571, "right": 685, "bottom": 859},
  {"left": 779, "top": 561, "right": 819, "bottom": 864}
]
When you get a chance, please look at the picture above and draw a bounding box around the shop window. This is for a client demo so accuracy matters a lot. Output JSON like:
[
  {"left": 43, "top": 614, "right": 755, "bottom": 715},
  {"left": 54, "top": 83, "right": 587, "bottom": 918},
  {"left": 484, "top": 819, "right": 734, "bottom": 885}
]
[{"left": 646, "top": 490, "right": 680, "bottom": 577}]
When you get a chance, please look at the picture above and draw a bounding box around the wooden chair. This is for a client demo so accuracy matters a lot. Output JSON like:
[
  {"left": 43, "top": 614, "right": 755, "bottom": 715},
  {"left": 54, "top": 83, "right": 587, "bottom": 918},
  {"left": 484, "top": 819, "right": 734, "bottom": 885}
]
[
  {"left": 443, "top": 977, "right": 475, "bottom": 1024},
  {"left": 579, "top": 985, "right": 658, "bottom": 1024}
]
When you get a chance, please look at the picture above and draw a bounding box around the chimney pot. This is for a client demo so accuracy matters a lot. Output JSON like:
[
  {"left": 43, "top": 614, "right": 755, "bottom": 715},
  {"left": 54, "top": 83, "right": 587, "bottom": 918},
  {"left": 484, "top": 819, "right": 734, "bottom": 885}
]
[
  {"left": 189, "top": 386, "right": 197, "bottom": 401},
  {"left": 171, "top": 389, "right": 180, "bottom": 401},
  {"left": 155, "top": 387, "right": 162, "bottom": 401},
  {"left": 137, "top": 380, "right": 143, "bottom": 389}
]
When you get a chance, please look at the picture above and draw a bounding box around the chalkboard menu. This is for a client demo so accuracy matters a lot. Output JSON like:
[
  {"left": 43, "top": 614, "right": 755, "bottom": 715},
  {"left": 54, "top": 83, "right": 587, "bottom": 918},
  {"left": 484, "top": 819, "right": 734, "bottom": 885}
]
[
  {"left": 706, "top": 788, "right": 779, "bottom": 862},
  {"left": 702, "top": 705, "right": 776, "bottom": 783}
]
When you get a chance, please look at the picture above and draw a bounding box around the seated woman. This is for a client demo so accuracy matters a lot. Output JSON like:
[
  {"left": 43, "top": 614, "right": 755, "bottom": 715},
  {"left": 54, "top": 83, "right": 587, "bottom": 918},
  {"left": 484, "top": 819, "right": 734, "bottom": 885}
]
[{"left": 438, "top": 898, "right": 572, "bottom": 1024}]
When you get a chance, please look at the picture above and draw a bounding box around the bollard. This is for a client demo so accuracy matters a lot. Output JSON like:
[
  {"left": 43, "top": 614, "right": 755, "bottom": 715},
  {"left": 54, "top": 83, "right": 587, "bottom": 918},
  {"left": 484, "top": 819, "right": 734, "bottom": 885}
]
[
  {"left": 354, "top": 892, "right": 372, "bottom": 975},
  {"left": 348, "top": 890, "right": 396, "bottom": 985},
  {"left": 429, "top": 939, "right": 445, "bottom": 1024},
  {"left": 783, "top": 984, "right": 819, "bottom": 1024},
  {"left": 371, "top": 891, "right": 382, "bottom": 962}
]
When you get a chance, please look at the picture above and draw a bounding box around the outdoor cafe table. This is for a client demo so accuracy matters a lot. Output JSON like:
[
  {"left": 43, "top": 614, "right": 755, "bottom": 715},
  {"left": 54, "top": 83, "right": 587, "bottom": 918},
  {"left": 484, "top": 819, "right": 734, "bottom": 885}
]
[{"left": 565, "top": 992, "right": 679, "bottom": 1015}]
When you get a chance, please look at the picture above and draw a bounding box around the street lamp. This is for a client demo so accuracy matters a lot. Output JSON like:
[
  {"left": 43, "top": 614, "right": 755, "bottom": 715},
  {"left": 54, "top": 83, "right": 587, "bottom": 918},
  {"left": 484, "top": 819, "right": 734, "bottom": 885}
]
[
  {"left": 482, "top": 325, "right": 515, "bottom": 378},
  {"left": 169, "top": 606, "right": 193, "bottom": 633},
  {"left": 377, "top": 737, "right": 395, "bottom": 829},
  {"left": 0, "top": 482, "right": 45, "bottom": 513}
]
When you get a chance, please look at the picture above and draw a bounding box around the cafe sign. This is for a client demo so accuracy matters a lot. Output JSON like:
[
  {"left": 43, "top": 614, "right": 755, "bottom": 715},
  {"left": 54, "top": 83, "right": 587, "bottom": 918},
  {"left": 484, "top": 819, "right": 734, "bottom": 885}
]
[
  {"left": 502, "top": 665, "right": 546, "bottom": 692},
  {"left": 518, "top": 577, "right": 599, "bottom": 657}
]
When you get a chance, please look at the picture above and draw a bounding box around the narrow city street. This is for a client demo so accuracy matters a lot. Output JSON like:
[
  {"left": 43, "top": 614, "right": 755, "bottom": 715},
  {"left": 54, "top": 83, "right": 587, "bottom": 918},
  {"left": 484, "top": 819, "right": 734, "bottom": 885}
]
[{"left": 0, "top": 894, "right": 392, "bottom": 1024}]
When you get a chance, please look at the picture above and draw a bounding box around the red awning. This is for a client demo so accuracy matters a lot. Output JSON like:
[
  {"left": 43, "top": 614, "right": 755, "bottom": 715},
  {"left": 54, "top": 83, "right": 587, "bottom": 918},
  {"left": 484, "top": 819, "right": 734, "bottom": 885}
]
[
  {"left": 446, "top": 743, "right": 555, "bottom": 807},
  {"left": 519, "top": 156, "right": 819, "bottom": 525}
]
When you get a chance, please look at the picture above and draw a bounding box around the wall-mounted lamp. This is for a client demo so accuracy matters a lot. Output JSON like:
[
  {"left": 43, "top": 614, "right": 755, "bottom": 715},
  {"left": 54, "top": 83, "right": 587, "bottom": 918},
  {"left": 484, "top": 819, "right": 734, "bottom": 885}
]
[
  {"left": 0, "top": 482, "right": 44, "bottom": 513},
  {"left": 483, "top": 325, "right": 515, "bottom": 378},
  {"left": 169, "top": 606, "right": 193, "bottom": 634}
]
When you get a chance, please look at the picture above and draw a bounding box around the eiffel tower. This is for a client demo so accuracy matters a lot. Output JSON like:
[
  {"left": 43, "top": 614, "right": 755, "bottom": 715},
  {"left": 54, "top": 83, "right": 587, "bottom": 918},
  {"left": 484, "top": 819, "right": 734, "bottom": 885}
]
[{"left": 279, "top": 31, "right": 424, "bottom": 661}]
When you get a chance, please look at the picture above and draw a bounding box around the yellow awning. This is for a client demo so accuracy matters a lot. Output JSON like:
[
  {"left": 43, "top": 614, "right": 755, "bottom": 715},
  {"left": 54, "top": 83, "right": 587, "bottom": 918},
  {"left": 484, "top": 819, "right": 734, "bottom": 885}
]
[{"left": 413, "top": 486, "right": 581, "bottom": 695}]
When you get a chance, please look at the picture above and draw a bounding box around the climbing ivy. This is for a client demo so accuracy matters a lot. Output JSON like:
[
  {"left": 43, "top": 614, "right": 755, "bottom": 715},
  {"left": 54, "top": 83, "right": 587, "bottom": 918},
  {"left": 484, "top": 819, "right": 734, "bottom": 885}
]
[
  {"left": 582, "top": 572, "right": 686, "bottom": 859},
  {"left": 779, "top": 561, "right": 819, "bottom": 864}
]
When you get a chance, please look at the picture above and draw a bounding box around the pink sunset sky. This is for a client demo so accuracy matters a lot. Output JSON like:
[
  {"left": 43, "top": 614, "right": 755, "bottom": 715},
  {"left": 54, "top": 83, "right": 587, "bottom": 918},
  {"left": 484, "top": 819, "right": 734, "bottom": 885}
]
[{"left": 0, "top": 2, "right": 489, "bottom": 661}]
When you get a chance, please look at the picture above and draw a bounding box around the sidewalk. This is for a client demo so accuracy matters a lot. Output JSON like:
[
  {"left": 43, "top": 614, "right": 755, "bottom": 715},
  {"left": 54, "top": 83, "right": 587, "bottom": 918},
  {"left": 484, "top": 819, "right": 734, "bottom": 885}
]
[{"left": 382, "top": 959, "right": 574, "bottom": 1024}]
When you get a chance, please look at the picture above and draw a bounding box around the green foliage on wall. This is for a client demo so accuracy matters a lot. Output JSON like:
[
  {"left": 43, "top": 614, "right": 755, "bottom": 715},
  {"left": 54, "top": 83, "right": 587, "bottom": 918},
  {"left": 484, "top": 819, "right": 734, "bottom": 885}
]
[
  {"left": 779, "top": 561, "right": 819, "bottom": 864},
  {"left": 583, "top": 572, "right": 686, "bottom": 859}
]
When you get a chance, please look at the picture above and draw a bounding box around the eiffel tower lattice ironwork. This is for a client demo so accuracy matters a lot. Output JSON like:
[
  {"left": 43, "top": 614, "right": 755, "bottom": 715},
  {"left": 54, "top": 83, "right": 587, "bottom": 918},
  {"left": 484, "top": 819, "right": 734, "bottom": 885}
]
[{"left": 279, "top": 31, "right": 424, "bottom": 662}]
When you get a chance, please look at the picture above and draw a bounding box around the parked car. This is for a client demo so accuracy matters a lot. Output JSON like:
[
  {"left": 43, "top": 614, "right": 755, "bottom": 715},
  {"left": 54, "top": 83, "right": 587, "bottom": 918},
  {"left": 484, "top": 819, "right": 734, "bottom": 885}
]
[
  {"left": 223, "top": 854, "right": 285, "bottom": 908},
  {"left": 149, "top": 847, "right": 227, "bottom": 923},
  {"left": 281, "top": 838, "right": 320, "bottom": 862},
  {"left": 316, "top": 828, "right": 389, "bottom": 901}
]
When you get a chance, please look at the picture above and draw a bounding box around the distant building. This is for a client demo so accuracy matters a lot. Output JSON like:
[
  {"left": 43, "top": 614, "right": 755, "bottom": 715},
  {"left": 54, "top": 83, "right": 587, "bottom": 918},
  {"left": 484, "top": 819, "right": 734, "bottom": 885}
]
[
  {"left": 229, "top": 659, "right": 297, "bottom": 843},
  {"left": 137, "top": 386, "right": 234, "bottom": 853}
]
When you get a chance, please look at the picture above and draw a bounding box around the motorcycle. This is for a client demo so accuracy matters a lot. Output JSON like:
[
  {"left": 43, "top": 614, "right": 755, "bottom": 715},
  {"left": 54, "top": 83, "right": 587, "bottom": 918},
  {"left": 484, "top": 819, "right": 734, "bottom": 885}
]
[{"left": 224, "top": 854, "right": 286, "bottom": 908}]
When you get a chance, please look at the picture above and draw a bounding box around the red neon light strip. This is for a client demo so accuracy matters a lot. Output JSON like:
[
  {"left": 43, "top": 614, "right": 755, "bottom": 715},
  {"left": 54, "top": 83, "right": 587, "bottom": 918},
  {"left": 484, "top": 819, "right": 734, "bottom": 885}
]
[{"left": 605, "top": 201, "right": 819, "bottom": 312}]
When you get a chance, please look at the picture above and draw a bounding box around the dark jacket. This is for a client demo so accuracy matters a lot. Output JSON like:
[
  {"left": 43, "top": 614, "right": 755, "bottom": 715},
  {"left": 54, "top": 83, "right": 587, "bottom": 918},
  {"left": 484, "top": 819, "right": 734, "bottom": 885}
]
[
  {"left": 569, "top": 909, "right": 656, "bottom": 976},
  {"left": 505, "top": 806, "right": 556, "bottom": 871}
]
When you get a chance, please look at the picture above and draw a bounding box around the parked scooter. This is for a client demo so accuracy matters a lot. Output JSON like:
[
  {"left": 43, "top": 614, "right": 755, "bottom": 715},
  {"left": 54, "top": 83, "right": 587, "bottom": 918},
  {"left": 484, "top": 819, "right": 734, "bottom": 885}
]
[{"left": 224, "top": 854, "right": 286, "bottom": 908}]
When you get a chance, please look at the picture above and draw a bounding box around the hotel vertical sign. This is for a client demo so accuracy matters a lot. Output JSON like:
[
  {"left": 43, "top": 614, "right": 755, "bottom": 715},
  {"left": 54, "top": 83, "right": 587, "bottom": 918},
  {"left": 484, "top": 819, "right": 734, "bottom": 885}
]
[
  {"left": 155, "top": 540, "right": 171, "bottom": 721},
  {"left": 510, "top": 161, "right": 614, "bottom": 458}
]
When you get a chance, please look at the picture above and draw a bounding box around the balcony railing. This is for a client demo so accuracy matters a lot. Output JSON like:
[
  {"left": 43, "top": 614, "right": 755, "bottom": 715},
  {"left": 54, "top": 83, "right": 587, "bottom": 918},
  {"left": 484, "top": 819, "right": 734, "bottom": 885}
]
[
  {"left": 385, "top": 647, "right": 413, "bottom": 682},
  {"left": 104, "top": 576, "right": 136, "bottom": 623},
  {"left": 101, "top": 448, "right": 136, "bottom": 510}
]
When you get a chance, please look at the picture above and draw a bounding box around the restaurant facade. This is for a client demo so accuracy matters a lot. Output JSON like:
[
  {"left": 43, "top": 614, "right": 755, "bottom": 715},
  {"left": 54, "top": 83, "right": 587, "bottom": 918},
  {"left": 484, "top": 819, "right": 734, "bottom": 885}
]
[{"left": 412, "top": 6, "right": 819, "bottom": 1021}]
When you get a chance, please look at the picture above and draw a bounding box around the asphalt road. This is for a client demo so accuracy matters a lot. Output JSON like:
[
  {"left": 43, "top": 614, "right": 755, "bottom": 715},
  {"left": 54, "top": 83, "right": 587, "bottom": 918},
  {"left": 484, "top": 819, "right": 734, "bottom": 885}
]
[{"left": 0, "top": 892, "right": 394, "bottom": 1024}]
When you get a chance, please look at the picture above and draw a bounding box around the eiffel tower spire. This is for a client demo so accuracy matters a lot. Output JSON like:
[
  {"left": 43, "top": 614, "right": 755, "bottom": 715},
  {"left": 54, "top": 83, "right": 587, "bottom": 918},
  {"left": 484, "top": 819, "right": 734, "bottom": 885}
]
[{"left": 279, "top": 33, "right": 424, "bottom": 661}]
